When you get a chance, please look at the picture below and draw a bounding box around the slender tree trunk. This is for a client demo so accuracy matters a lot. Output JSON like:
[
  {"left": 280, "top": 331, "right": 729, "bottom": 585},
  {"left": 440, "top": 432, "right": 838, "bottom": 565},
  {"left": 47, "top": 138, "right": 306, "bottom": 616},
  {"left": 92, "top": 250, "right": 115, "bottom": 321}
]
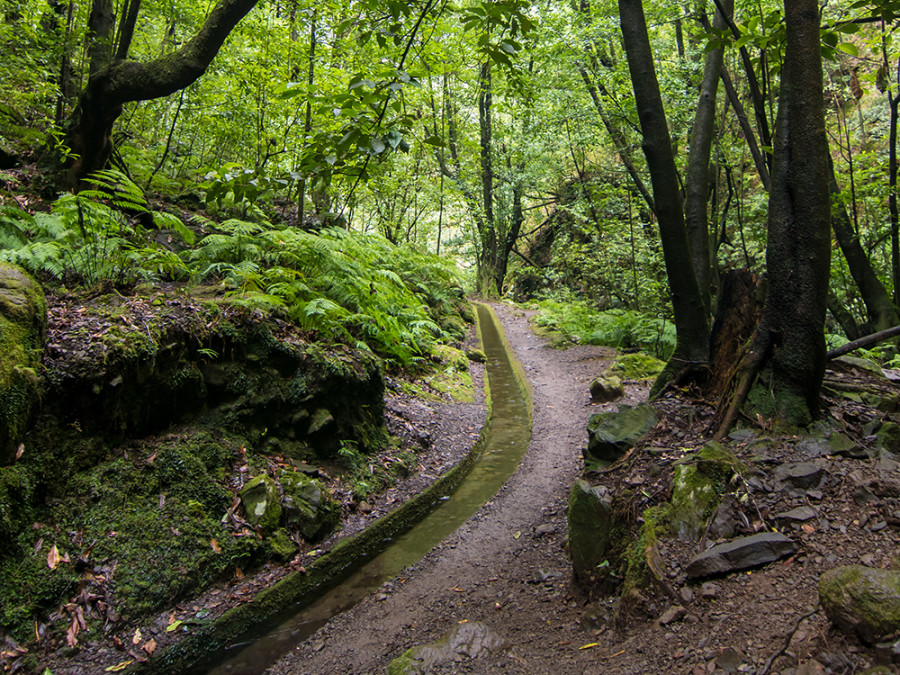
[
  {"left": 477, "top": 60, "right": 498, "bottom": 294},
  {"left": 683, "top": 0, "right": 731, "bottom": 315},
  {"left": 297, "top": 9, "right": 316, "bottom": 228},
  {"left": 829, "top": 158, "right": 900, "bottom": 332},
  {"left": 619, "top": 0, "right": 710, "bottom": 392}
]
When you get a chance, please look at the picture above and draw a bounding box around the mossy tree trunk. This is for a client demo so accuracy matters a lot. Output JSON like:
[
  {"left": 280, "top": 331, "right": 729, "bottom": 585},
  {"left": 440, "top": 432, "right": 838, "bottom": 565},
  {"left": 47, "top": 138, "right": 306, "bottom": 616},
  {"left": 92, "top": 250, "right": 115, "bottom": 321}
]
[
  {"left": 717, "top": 0, "right": 831, "bottom": 431},
  {"left": 63, "top": 0, "right": 258, "bottom": 187}
]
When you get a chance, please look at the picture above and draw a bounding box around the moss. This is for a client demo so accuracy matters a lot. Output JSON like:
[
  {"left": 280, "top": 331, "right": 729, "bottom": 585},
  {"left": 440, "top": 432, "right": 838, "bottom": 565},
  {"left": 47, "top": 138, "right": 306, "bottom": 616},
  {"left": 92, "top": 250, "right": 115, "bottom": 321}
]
[
  {"left": 609, "top": 353, "right": 666, "bottom": 380},
  {"left": 0, "top": 263, "right": 46, "bottom": 463},
  {"left": 387, "top": 648, "right": 420, "bottom": 675},
  {"left": 622, "top": 503, "right": 671, "bottom": 594},
  {"left": 0, "top": 465, "right": 35, "bottom": 555},
  {"left": 0, "top": 544, "right": 78, "bottom": 642}
]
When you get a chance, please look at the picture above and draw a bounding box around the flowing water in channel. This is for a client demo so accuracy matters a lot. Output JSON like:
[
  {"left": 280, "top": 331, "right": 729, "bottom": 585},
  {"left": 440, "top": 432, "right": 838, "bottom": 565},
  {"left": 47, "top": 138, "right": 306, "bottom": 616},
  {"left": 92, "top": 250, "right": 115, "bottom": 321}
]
[{"left": 204, "top": 304, "right": 531, "bottom": 674}]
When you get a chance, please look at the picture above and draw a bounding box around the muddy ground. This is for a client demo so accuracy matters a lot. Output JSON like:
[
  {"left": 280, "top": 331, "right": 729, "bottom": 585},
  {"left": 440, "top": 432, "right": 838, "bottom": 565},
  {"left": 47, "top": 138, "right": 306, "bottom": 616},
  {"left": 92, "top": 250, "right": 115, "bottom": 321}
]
[{"left": 264, "top": 303, "right": 899, "bottom": 675}]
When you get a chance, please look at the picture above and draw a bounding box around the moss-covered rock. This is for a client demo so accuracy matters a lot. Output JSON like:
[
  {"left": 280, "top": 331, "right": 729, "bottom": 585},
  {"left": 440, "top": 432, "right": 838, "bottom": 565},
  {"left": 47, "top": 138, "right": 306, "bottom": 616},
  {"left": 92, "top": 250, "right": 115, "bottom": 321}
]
[
  {"left": 240, "top": 474, "right": 282, "bottom": 534},
  {"left": 0, "top": 263, "right": 46, "bottom": 465},
  {"left": 590, "top": 375, "right": 624, "bottom": 403},
  {"left": 585, "top": 404, "right": 658, "bottom": 464},
  {"left": 820, "top": 565, "right": 900, "bottom": 643},
  {"left": 567, "top": 479, "right": 615, "bottom": 582},
  {"left": 386, "top": 621, "right": 507, "bottom": 674},
  {"left": 609, "top": 353, "right": 665, "bottom": 380},
  {"left": 670, "top": 442, "right": 743, "bottom": 540},
  {"left": 670, "top": 464, "right": 719, "bottom": 540},
  {"left": 279, "top": 470, "right": 339, "bottom": 541}
]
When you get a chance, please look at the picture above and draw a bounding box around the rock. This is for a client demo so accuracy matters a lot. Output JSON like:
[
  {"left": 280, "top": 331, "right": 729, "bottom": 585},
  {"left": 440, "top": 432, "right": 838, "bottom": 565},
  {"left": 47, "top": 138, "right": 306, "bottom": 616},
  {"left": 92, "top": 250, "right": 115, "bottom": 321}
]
[
  {"left": 679, "top": 586, "right": 695, "bottom": 604},
  {"left": 387, "top": 621, "right": 506, "bottom": 675},
  {"left": 658, "top": 604, "right": 686, "bottom": 625},
  {"left": 567, "top": 479, "right": 614, "bottom": 582},
  {"left": 585, "top": 404, "right": 658, "bottom": 463},
  {"left": 279, "top": 470, "right": 338, "bottom": 541},
  {"left": 0, "top": 263, "right": 46, "bottom": 465},
  {"left": 589, "top": 375, "right": 624, "bottom": 403},
  {"left": 819, "top": 565, "right": 900, "bottom": 643},
  {"left": 773, "top": 462, "right": 825, "bottom": 489},
  {"left": 240, "top": 474, "right": 282, "bottom": 533},
  {"left": 700, "top": 582, "right": 720, "bottom": 599},
  {"left": 775, "top": 506, "right": 817, "bottom": 524},
  {"left": 876, "top": 422, "right": 900, "bottom": 454},
  {"left": 307, "top": 408, "right": 335, "bottom": 435},
  {"left": 714, "top": 646, "right": 745, "bottom": 672},
  {"left": 533, "top": 523, "right": 556, "bottom": 537},
  {"left": 707, "top": 497, "right": 740, "bottom": 540},
  {"left": 671, "top": 464, "right": 719, "bottom": 540},
  {"left": 465, "top": 348, "right": 486, "bottom": 364},
  {"left": 686, "top": 532, "right": 797, "bottom": 579}
]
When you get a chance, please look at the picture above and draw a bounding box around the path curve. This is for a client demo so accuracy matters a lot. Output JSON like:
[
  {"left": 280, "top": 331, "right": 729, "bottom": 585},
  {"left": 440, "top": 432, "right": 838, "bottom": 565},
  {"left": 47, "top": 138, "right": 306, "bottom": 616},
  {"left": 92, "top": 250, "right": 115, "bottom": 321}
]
[{"left": 266, "top": 304, "right": 623, "bottom": 674}]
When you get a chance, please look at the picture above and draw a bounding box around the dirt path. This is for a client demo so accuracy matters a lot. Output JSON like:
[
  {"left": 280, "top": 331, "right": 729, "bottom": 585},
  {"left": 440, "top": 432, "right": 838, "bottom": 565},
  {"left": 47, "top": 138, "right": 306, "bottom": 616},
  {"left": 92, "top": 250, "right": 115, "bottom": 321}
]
[{"left": 266, "top": 303, "right": 633, "bottom": 674}]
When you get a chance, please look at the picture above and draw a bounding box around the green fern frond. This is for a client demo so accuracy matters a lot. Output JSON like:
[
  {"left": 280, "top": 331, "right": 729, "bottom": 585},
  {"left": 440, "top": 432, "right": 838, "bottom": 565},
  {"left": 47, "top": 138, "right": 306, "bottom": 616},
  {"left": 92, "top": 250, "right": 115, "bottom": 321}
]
[{"left": 153, "top": 211, "right": 196, "bottom": 245}]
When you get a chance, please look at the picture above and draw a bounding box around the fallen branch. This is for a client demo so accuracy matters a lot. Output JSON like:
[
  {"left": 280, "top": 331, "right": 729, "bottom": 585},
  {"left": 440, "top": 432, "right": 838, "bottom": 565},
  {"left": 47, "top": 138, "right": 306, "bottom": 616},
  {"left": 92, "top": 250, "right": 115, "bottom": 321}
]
[{"left": 827, "top": 324, "right": 900, "bottom": 360}]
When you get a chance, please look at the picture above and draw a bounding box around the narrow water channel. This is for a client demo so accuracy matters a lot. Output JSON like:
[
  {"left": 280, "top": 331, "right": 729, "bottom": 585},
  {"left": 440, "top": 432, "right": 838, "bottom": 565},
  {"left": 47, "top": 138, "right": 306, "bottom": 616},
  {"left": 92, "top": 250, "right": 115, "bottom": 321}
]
[{"left": 204, "top": 303, "right": 531, "bottom": 674}]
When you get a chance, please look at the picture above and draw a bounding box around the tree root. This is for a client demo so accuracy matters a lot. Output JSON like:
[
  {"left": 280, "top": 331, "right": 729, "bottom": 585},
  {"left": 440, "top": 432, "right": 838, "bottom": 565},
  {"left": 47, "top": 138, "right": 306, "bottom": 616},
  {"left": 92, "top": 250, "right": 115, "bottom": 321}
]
[{"left": 759, "top": 607, "right": 819, "bottom": 675}]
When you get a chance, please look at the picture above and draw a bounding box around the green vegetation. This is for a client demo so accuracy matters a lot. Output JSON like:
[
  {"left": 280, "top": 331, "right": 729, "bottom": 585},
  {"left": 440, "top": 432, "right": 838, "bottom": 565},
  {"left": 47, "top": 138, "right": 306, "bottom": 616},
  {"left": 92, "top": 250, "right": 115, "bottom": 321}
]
[{"left": 532, "top": 299, "right": 676, "bottom": 359}]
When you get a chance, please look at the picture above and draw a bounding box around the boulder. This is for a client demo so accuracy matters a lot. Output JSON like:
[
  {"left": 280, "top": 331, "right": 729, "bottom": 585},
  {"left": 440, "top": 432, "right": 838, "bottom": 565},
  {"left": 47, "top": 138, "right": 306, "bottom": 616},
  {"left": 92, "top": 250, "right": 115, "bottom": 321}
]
[
  {"left": 240, "top": 474, "right": 282, "bottom": 533},
  {"left": 686, "top": 532, "right": 796, "bottom": 579},
  {"left": 0, "top": 263, "right": 46, "bottom": 465},
  {"left": 567, "top": 479, "right": 615, "bottom": 582},
  {"left": 279, "top": 470, "right": 338, "bottom": 540},
  {"left": 387, "top": 621, "right": 506, "bottom": 675},
  {"left": 590, "top": 375, "right": 624, "bottom": 403},
  {"left": 585, "top": 404, "right": 658, "bottom": 463},
  {"left": 819, "top": 565, "right": 900, "bottom": 643}
]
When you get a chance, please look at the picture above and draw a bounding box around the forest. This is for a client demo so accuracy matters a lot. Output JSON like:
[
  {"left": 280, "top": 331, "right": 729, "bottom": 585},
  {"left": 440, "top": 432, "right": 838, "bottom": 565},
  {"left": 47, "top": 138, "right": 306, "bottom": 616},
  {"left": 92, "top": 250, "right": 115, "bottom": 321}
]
[{"left": 2, "top": 0, "right": 900, "bottom": 672}]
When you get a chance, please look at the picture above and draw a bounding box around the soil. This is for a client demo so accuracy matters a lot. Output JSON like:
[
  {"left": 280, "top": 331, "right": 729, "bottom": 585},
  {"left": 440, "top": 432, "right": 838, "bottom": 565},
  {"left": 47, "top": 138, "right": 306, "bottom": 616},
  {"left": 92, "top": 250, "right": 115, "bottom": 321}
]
[{"left": 263, "top": 303, "right": 900, "bottom": 675}]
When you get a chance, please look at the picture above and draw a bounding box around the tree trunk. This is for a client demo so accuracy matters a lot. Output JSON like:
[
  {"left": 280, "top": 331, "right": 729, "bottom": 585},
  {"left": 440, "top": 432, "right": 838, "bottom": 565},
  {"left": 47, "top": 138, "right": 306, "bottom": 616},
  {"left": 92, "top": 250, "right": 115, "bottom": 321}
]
[
  {"left": 683, "top": 0, "right": 731, "bottom": 315},
  {"left": 829, "top": 159, "right": 900, "bottom": 332},
  {"left": 477, "top": 61, "right": 498, "bottom": 295},
  {"left": 64, "top": 0, "right": 259, "bottom": 187},
  {"left": 618, "top": 0, "right": 710, "bottom": 392},
  {"left": 749, "top": 0, "right": 831, "bottom": 423}
]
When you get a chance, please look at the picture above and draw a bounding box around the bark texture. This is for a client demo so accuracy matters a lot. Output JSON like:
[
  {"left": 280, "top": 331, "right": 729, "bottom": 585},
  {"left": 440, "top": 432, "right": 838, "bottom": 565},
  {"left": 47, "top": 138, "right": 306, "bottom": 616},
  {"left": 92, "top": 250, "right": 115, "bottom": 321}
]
[
  {"left": 618, "top": 0, "right": 710, "bottom": 390},
  {"left": 754, "top": 0, "right": 831, "bottom": 421}
]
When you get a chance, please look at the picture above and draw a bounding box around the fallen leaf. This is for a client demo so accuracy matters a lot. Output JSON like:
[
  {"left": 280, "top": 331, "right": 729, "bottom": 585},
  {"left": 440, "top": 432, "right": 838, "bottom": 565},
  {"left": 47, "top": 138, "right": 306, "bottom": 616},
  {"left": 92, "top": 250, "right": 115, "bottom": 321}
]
[
  {"left": 132, "top": 628, "right": 142, "bottom": 645},
  {"left": 210, "top": 539, "right": 221, "bottom": 554},
  {"left": 66, "top": 618, "right": 79, "bottom": 647},
  {"left": 513, "top": 531, "right": 521, "bottom": 539},
  {"left": 47, "top": 545, "right": 61, "bottom": 570},
  {"left": 579, "top": 642, "right": 600, "bottom": 650},
  {"left": 165, "top": 619, "right": 183, "bottom": 633},
  {"left": 801, "top": 523, "right": 816, "bottom": 534},
  {"left": 105, "top": 660, "right": 133, "bottom": 672},
  {"left": 142, "top": 638, "right": 157, "bottom": 655}
]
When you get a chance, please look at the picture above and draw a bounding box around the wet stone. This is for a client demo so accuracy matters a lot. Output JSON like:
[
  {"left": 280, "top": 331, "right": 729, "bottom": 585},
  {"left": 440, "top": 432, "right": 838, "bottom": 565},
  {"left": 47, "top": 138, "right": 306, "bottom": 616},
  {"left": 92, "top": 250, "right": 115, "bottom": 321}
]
[
  {"left": 773, "top": 462, "right": 825, "bottom": 489},
  {"left": 686, "top": 532, "right": 797, "bottom": 579}
]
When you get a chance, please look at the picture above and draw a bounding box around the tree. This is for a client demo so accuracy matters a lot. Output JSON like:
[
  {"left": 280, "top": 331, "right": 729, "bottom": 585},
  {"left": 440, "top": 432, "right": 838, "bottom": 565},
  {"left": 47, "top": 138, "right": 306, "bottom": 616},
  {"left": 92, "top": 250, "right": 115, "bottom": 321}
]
[
  {"left": 618, "top": 0, "right": 711, "bottom": 390},
  {"left": 718, "top": 0, "right": 831, "bottom": 430},
  {"left": 63, "top": 0, "right": 259, "bottom": 187}
]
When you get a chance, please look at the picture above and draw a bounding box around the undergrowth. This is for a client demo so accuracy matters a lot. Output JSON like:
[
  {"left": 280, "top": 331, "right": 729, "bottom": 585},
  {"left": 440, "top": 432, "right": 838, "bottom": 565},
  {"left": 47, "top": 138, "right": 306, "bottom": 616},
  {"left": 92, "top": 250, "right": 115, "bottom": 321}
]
[
  {"left": 0, "top": 170, "right": 468, "bottom": 369},
  {"left": 532, "top": 299, "right": 676, "bottom": 360}
]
